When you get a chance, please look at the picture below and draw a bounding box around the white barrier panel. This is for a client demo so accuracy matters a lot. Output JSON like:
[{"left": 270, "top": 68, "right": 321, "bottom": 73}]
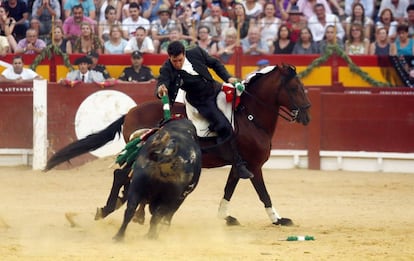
[{"left": 32, "top": 79, "right": 47, "bottom": 170}]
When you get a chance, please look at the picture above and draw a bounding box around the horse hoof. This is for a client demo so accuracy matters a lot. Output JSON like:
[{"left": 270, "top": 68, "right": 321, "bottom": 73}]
[
  {"left": 225, "top": 216, "right": 240, "bottom": 226},
  {"left": 112, "top": 234, "right": 124, "bottom": 242},
  {"left": 273, "top": 218, "right": 293, "bottom": 226}
]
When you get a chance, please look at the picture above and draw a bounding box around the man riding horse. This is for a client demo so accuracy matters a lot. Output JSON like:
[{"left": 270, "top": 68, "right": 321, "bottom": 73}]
[{"left": 156, "top": 41, "right": 253, "bottom": 179}]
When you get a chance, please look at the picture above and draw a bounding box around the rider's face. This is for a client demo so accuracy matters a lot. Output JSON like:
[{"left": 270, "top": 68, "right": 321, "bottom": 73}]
[{"left": 169, "top": 53, "right": 185, "bottom": 70}]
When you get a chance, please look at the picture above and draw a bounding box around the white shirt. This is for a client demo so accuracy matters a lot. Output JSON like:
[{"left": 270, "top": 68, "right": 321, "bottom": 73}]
[
  {"left": 1, "top": 67, "right": 38, "bottom": 80},
  {"left": 122, "top": 16, "right": 151, "bottom": 39},
  {"left": 378, "top": 0, "right": 409, "bottom": 20},
  {"left": 124, "top": 36, "right": 155, "bottom": 53},
  {"left": 182, "top": 58, "right": 198, "bottom": 75},
  {"left": 308, "top": 14, "right": 345, "bottom": 42}
]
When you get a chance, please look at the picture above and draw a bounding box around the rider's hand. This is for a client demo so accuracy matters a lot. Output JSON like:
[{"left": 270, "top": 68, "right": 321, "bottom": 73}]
[
  {"left": 228, "top": 77, "right": 238, "bottom": 84},
  {"left": 157, "top": 84, "right": 168, "bottom": 97}
]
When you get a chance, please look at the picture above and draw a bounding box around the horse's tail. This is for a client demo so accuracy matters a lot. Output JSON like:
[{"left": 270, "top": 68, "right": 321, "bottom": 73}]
[{"left": 44, "top": 115, "right": 126, "bottom": 171}]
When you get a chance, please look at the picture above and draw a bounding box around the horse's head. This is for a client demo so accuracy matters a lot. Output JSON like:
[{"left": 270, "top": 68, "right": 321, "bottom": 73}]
[{"left": 273, "top": 64, "right": 311, "bottom": 125}]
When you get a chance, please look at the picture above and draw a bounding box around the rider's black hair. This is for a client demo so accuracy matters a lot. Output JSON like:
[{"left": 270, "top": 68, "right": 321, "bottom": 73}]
[{"left": 167, "top": 41, "right": 185, "bottom": 57}]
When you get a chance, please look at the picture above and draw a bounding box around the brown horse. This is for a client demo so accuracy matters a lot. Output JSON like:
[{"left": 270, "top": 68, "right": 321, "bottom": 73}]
[{"left": 46, "top": 64, "right": 310, "bottom": 226}]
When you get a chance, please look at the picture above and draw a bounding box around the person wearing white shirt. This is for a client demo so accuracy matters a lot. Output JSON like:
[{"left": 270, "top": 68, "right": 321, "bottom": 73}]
[
  {"left": 124, "top": 26, "right": 155, "bottom": 54},
  {"left": 308, "top": 3, "right": 345, "bottom": 42},
  {"left": 378, "top": 0, "right": 409, "bottom": 23},
  {"left": 0, "top": 55, "right": 41, "bottom": 83},
  {"left": 344, "top": 0, "right": 375, "bottom": 18},
  {"left": 122, "top": 3, "right": 151, "bottom": 40}
]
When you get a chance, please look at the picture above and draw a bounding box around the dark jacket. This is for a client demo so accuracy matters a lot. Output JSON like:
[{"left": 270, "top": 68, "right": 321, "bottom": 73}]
[{"left": 156, "top": 46, "right": 232, "bottom": 105}]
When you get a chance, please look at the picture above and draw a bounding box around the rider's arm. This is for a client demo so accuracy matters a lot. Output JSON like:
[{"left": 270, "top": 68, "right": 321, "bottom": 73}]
[{"left": 156, "top": 64, "right": 171, "bottom": 99}]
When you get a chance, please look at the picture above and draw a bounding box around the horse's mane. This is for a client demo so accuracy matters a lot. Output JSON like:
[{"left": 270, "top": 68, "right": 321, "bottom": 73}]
[{"left": 244, "top": 64, "right": 297, "bottom": 89}]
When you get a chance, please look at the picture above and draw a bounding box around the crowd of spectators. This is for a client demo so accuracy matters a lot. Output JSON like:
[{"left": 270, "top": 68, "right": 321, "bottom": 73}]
[{"left": 1, "top": 0, "right": 414, "bottom": 61}]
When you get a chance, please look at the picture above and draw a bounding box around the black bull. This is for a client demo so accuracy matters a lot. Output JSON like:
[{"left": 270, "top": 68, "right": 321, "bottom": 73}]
[{"left": 112, "top": 119, "right": 202, "bottom": 240}]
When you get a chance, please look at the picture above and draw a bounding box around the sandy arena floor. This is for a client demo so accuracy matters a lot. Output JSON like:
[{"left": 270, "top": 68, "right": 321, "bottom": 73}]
[{"left": 0, "top": 156, "right": 413, "bottom": 260}]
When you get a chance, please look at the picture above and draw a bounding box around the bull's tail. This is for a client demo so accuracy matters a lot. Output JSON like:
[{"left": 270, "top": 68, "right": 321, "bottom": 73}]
[{"left": 44, "top": 115, "right": 126, "bottom": 171}]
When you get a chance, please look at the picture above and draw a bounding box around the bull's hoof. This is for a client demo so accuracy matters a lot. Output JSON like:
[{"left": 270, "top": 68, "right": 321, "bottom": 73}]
[
  {"left": 273, "top": 217, "right": 293, "bottom": 226},
  {"left": 113, "top": 233, "right": 124, "bottom": 242},
  {"left": 94, "top": 208, "right": 103, "bottom": 220},
  {"left": 225, "top": 216, "right": 240, "bottom": 226}
]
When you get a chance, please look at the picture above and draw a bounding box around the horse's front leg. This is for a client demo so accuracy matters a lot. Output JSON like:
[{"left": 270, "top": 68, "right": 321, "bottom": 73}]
[
  {"left": 218, "top": 167, "right": 240, "bottom": 226},
  {"left": 250, "top": 168, "right": 293, "bottom": 226}
]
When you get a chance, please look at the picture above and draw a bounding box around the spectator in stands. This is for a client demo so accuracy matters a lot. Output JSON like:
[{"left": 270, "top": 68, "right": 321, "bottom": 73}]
[
  {"left": 124, "top": 26, "right": 155, "bottom": 54},
  {"left": 98, "top": 0, "right": 123, "bottom": 23},
  {"left": 142, "top": 0, "right": 164, "bottom": 22},
  {"left": 175, "top": 0, "right": 203, "bottom": 23},
  {"left": 64, "top": 0, "right": 96, "bottom": 20},
  {"left": 0, "top": 55, "right": 41, "bottom": 83},
  {"left": 378, "top": 0, "right": 409, "bottom": 24},
  {"left": 241, "top": 26, "right": 270, "bottom": 55},
  {"left": 345, "top": 23, "right": 370, "bottom": 55},
  {"left": 31, "top": 0, "right": 61, "bottom": 39},
  {"left": 62, "top": 56, "right": 105, "bottom": 83},
  {"left": 344, "top": 3, "right": 374, "bottom": 42},
  {"left": 15, "top": 28, "right": 46, "bottom": 54},
  {"left": 150, "top": 4, "right": 176, "bottom": 53},
  {"left": 176, "top": 3, "right": 198, "bottom": 43},
  {"left": 375, "top": 8, "right": 398, "bottom": 42},
  {"left": 217, "top": 27, "right": 237, "bottom": 63},
  {"left": 3, "top": 0, "right": 29, "bottom": 41},
  {"left": 395, "top": 23, "right": 414, "bottom": 56},
  {"left": 271, "top": 24, "right": 294, "bottom": 54},
  {"left": 63, "top": 4, "right": 97, "bottom": 45},
  {"left": 88, "top": 51, "right": 111, "bottom": 79},
  {"left": 104, "top": 24, "right": 128, "bottom": 54},
  {"left": 243, "top": 0, "right": 263, "bottom": 20},
  {"left": 219, "top": 0, "right": 236, "bottom": 20},
  {"left": 0, "top": 5, "right": 17, "bottom": 52},
  {"left": 292, "top": 27, "right": 319, "bottom": 54},
  {"left": 121, "top": 0, "right": 139, "bottom": 21},
  {"left": 159, "top": 27, "right": 189, "bottom": 54},
  {"left": 118, "top": 50, "right": 156, "bottom": 83},
  {"left": 296, "top": 0, "right": 333, "bottom": 19},
  {"left": 344, "top": 0, "right": 374, "bottom": 19},
  {"left": 98, "top": 5, "right": 121, "bottom": 42},
  {"left": 0, "top": 35, "right": 11, "bottom": 56},
  {"left": 28, "top": 18, "right": 48, "bottom": 42},
  {"left": 284, "top": 5, "right": 307, "bottom": 43},
  {"left": 196, "top": 25, "right": 218, "bottom": 55},
  {"left": 50, "top": 25, "right": 71, "bottom": 53},
  {"left": 318, "top": 24, "right": 344, "bottom": 54},
  {"left": 259, "top": 2, "right": 282, "bottom": 48},
  {"left": 406, "top": 4, "right": 414, "bottom": 37},
  {"left": 69, "top": 22, "right": 103, "bottom": 54},
  {"left": 232, "top": 2, "right": 252, "bottom": 39},
  {"left": 369, "top": 27, "right": 397, "bottom": 55},
  {"left": 122, "top": 3, "right": 151, "bottom": 40},
  {"left": 201, "top": 3, "right": 230, "bottom": 42},
  {"left": 308, "top": 3, "right": 344, "bottom": 42}
]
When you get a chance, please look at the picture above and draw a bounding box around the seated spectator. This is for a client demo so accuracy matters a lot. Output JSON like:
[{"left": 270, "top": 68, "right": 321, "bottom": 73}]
[
  {"left": 64, "top": 0, "right": 96, "bottom": 20},
  {"left": 28, "top": 18, "right": 48, "bottom": 42},
  {"left": 98, "top": 5, "right": 121, "bottom": 42},
  {"left": 200, "top": 3, "right": 230, "bottom": 42},
  {"left": 175, "top": 0, "right": 203, "bottom": 23},
  {"left": 159, "top": 27, "right": 188, "bottom": 54},
  {"left": 176, "top": 3, "right": 198, "bottom": 44},
  {"left": 407, "top": 4, "right": 414, "bottom": 37},
  {"left": 243, "top": 0, "right": 263, "bottom": 20},
  {"left": 292, "top": 27, "right": 319, "bottom": 54},
  {"left": 31, "top": 0, "right": 61, "bottom": 38},
  {"left": 122, "top": 3, "right": 150, "bottom": 40},
  {"left": 378, "top": 0, "right": 409, "bottom": 24},
  {"left": 0, "top": 55, "right": 41, "bottom": 83},
  {"left": 217, "top": 27, "right": 237, "bottom": 63},
  {"left": 0, "top": 35, "right": 11, "bottom": 56},
  {"left": 271, "top": 24, "right": 295, "bottom": 54},
  {"left": 0, "top": 5, "right": 18, "bottom": 52},
  {"left": 259, "top": 2, "right": 282, "bottom": 47},
  {"left": 395, "top": 23, "right": 414, "bottom": 56},
  {"left": 375, "top": 8, "right": 398, "bottom": 42},
  {"left": 121, "top": 0, "right": 139, "bottom": 21},
  {"left": 3, "top": 0, "right": 29, "bottom": 41},
  {"left": 369, "top": 27, "right": 397, "bottom": 55},
  {"left": 62, "top": 56, "right": 105, "bottom": 83},
  {"left": 284, "top": 5, "right": 307, "bottom": 43},
  {"left": 196, "top": 25, "right": 218, "bottom": 55},
  {"left": 232, "top": 2, "right": 252, "bottom": 39},
  {"left": 118, "top": 50, "right": 156, "bottom": 83},
  {"left": 318, "top": 24, "right": 344, "bottom": 54},
  {"left": 344, "top": 0, "right": 374, "bottom": 19},
  {"left": 70, "top": 22, "right": 103, "bottom": 55},
  {"left": 88, "top": 51, "right": 111, "bottom": 79},
  {"left": 308, "top": 3, "right": 344, "bottom": 42},
  {"left": 150, "top": 5, "right": 177, "bottom": 53},
  {"left": 124, "top": 26, "right": 155, "bottom": 54},
  {"left": 49, "top": 25, "right": 71, "bottom": 53},
  {"left": 63, "top": 4, "right": 97, "bottom": 45},
  {"left": 297, "top": 0, "right": 333, "bottom": 20},
  {"left": 15, "top": 28, "right": 46, "bottom": 54},
  {"left": 104, "top": 24, "right": 128, "bottom": 54},
  {"left": 241, "top": 26, "right": 270, "bottom": 55},
  {"left": 344, "top": 3, "right": 374, "bottom": 41},
  {"left": 345, "top": 23, "right": 370, "bottom": 55},
  {"left": 141, "top": 0, "right": 165, "bottom": 22},
  {"left": 98, "top": 0, "right": 123, "bottom": 23}
]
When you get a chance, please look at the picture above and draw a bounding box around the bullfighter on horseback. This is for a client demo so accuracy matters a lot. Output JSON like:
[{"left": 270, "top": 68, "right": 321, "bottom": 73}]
[{"left": 156, "top": 40, "right": 254, "bottom": 179}]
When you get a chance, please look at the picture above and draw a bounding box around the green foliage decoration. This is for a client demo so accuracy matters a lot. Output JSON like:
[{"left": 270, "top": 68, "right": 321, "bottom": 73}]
[
  {"left": 30, "top": 44, "right": 74, "bottom": 71},
  {"left": 297, "top": 44, "right": 393, "bottom": 87}
]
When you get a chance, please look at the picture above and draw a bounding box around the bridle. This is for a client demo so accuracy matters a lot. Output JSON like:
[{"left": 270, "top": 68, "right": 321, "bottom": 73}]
[{"left": 241, "top": 66, "right": 310, "bottom": 123}]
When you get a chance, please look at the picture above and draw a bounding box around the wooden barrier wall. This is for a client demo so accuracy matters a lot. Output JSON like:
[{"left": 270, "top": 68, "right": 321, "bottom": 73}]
[{"left": 1, "top": 83, "right": 414, "bottom": 169}]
